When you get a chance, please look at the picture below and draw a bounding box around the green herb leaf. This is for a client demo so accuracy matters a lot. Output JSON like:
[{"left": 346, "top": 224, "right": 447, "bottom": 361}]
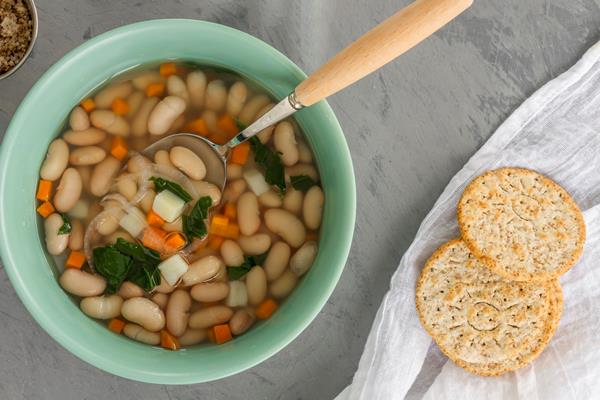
[
  {"left": 226, "top": 253, "right": 268, "bottom": 280},
  {"left": 182, "top": 196, "right": 213, "bottom": 240},
  {"left": 235, "top": 118, "right": 247, "bottom": 131},
  {"left": 149, "top": 176, "right": 192, "bottom": 202},
  {"left": 249, "top": 137, "right": 286, "bottom": 193},
  {"left": 93, "top": 239, "right": 162, "bottom": 293},
  {"left": 57, "top": 213, "right": 72, "bottom": 235},
  {"left": 290, "top": 175, "right": 316, "bottom": 192},
  {"left": 93, "top": 246, "right": 132, "bottom": 293}
]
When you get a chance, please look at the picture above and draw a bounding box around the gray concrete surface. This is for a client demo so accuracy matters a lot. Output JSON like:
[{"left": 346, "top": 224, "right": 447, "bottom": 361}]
[{"left": 0, "top": 1, "right": 599, "bottom": 399}]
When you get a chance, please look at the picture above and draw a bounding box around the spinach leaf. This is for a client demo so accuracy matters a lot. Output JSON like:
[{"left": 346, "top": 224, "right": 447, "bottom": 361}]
[
  {"left": 290, "top": 175, "right": 317, "bottom": 192},
  {"left": 182, "top": 196, "right": 212, "bottom": 240},
  {"left": 249, "top": 137, "right": 286, "bottom": 193},
  {"left": 93, "top": 239, "right": 162, "bottom": 293},
  {"left": 93, "top": 246, "right": 131, "bottom": 293},
  {"left": 226, "top": 253, "right": 268, "bottom": 280},
  {"left": 149, "top": 176, "right": 192, "bottom": 202},
  {"left": 57, "top": 213, "right": 72, "bottom": 235}
]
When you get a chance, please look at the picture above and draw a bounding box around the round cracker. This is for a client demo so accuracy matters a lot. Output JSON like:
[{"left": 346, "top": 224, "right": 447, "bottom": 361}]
[
  {"left": 416, "top": 239, "right": 562, "bottom": 376},
  {"left": 457, "top": 167, "right": 585, "bottom": 281}
]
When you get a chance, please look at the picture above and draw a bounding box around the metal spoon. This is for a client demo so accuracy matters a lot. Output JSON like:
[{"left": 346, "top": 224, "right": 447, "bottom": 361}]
[{"left": 144, "top": 0, "right": 472, "bottom": 189}]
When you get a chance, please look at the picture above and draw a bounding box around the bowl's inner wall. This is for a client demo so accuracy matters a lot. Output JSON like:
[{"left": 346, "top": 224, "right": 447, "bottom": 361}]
[{"left": 0, "top": 20, "right": 355, "bottom": 383}]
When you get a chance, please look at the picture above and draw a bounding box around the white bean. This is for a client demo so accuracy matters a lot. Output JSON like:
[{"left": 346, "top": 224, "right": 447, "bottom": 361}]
[
  {"left": 170, "top": 146, "right": 206, "bottom": 180},
  {"left": 274, "top": 121, "right": 299, "bottom": 166},
  {"left": 132, "top": 71, "right": 164, "bottom": 90},
  {"left": 192, "top": 180, "right": 222, "bottom": 204},
  {"left": 226, "top": 81, "right": 248, "bottom": 117},
  {"left": 255, "top": 103, "right": 275, "bottom": 143},
  {"left": 167, "top": 114, "right": 186, "bottom": 134},
  {"left": 298, "top": 140, "right": 313, "bottom": 163},
  {"left": 40, "top": 138, "right": 69, "bottom": 181},
  {"left": 94, "top": 82, "right": 133, "bottom": 108},
  {"left": 117, "top": 281, "right": 144, "bottom": 299},
  {"left": 123, "top": 323, "right": 160, "bottom": 345},
  {"left": 127, "top": 154, "right": 151, "bottom": 173},
  {"left": 182, "top": 256, "right": 224, "bottom": 286},
  {"left": 132, "top": 97, "right": 159, "bottom": 136},
  {"left": 178, "top": 329, "right": 207, "bottom": 346},
  {"left": 90, "top": 156, "right": 121, "bottom": 197},
  {"left": 238, "top": 234, "right": 271, "bottom": 255},
  {"left": 68, "top": 219, "right": 84, "bottom": 250},
  {"left": 201, "top": 109, "right": 218, "bottom": 134},
  {"left": 166, "top": 289, "right": 192, "bottom": 336},
  {"left": 126, "top": 90, "right": 145, "bottom": 118},
  {"left": 264, "top": 241, "right": 290, "bottom": 281},
  {"left": 69, "top": 106, "right": 90, "bottom": 131},
  {"left": 237, "top": 192, "right": 260, "bottom": 236},
  {"left": 80, "top": 295, "right": 123, "bottom": 319},
  {"left": 63, "top": 127, "right": 106, "bottom": 146},
  {"left": 187, "top": 71, "right": 207, "bottom": 109},
  {"left": 90, "top": 110, "right": 130, "bottom": 136},
  {"left": 188, "top": 305, "right": 233, "bottom": 329},
  {"left": 264, "top": 209, "right": 306, "bottom": 248},
  {"left": 270, "top": 270, "right": 298, "bottom": 299},
  {"left": 286, "top": 163, "right": 319, "bottom": 182},
  {"left": 76, "top": 166, "right": 91, "bottom": 193},
  {"left": 259, "top": 190, "right": 282, "bottom": 208},
  {"left": 238, "top": 95, "right": 270, "bottom": 125},
  {"left": 121, "top": 297, "right": 166, "bottom": 332},
  {"left": 229, "top": 309, "right": 255, "bottom": 336},
  {"left": 153, "top": 149, "right": 172, "bottom": 167},
  {"left": 69, "top": 146, "right": 106, "bottom": 166},
  {"left": 59, "top": 269, "right": 106, "bottom": 297},
  {"left": 96, "top": 210, "right": 122, "bottom": 236},
  {"left": 303, "top": 186, "right": 324, "bottom": 230},
  {"left": 117, "top": 176, "right": 137, "bottom": 201},
  {"left": 290, "top": 241, "right": 318, "bottom": 276},
  {"left": 227, "top": 164, "right": 242, "bottom": 180},
  {"left": 54, "top": 168, "right": 82, "bottom": 212},
  {"left": 283, "top": 187, "right": 304, "bottom": 214},
  {"left": 151, "top": 292, "right": 169, "bottom": 310},
  {"left": 162, "top": 217, "right": 183, "bottom": 232},
  {"left": 190, "top": 282, "right": 230, "bottom": 302},
  {"left": 246, "top": 266, "right": 267, "bottom": 306},
  {"left": 205, "top": 80, "right": 227, "bottom": 112},
  {"left": 220, "top": 240, "right": 244, "bottom": 266},
  {"left": 222, "top": 179, "right": 246, "bottom": 203},
  {"left": 44, "top": 213, "right": 69, "bottom": 255},
  {"left": 148, "top": 96, "right": 186, "bottom": 135},
  {"left": 167, "top": 75, "right": 189, "bottom": 102}
]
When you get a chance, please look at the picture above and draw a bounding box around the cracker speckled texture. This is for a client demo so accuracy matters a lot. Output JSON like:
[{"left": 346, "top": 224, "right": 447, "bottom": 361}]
[
  {"left": 416, "top": 239, "right": 562, "bottom": 376},
  {"left": 457, "top": 167, "right": 585, "bottom": 282}
]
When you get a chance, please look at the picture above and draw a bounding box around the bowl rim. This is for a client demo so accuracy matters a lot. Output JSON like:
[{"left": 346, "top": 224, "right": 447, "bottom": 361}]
[{"left": 0, "top": 19, "right": 356, "bottom": 384}]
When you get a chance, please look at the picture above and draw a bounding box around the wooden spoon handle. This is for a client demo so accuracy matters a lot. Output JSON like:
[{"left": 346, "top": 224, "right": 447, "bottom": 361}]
[{"left": 294, "top": 0, "right": 472, "bottom": 107}]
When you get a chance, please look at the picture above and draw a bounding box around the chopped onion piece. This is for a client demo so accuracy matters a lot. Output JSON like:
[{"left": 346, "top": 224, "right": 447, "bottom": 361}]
[
  {"left": 243, "top": 169, "right": 270, "bottom": 196},
  {"left": 158, "top": 254, "right": 189, "bottom": 286},
  {"left": 119, "top": 206, "right": 147, "bottom": 237},
  {"left": 225, "top": 281, "right": 248, "bottom": 307},
  {"left": 152, "top": 190, "right": 186, "bottom": 223}
]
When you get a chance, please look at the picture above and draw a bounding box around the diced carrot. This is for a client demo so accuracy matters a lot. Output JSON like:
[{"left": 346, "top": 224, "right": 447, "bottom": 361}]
[
  {"left": 207, "top": 328, "right": 216, "bottom": 343},
  {"left": 306, "top": 231, "right": 318, "bottom": 242},
  {"left": 111, "top": 97, "right": 129, "bottom": 115},
  {"left": 229, "top": 142, "right": 250, "bottom": 165},
  {"left": 80, "top": 98, "right": 96, "bottom": 113},
  {"left": 146, "top": 210, "right": 165, "bottom": 227},
  {"left": 209, "top": 214, "right": 229, "bottom": 236},
  {"left": 223, "top": 203, "right": 237, "bottom": 219},
  {"left": 160, "top": 330, "right": 180, "bottom": 350},
  {"left": 255, "top": 299, "right": 278, "bottom": 320},
  {"left": 142, "top": 226, "right": 167, "bottom": 252},
  {"left": 36, "top": 201, "right": 55, "bottom": 218},
  {"left": 108, "top": 318, "right": 125, "bottom": 334},
  {"left": 159, "top": 62, "right": 177, "bottom": 77},
  {"left": 208, "top": 236, "right": 224, "bottom": 250},
  {"left": 146, "top": 82, "right": 165, "bottom": 97},
  {"left": 209, "top": 131, "right": 229, "bottom": 145},
  {"left": 36, "top": 179, "right": 53, "bottom": 201},
  {"left": 212, "top": 324, "right": 232, "bottom": 345},
  {"left": 223, "top": 223, "right": 239, "bottom": 239},
  {"left": 183, "top": 118, "right": 209, "bottom": 136},
  {"left": 65, "top": 250, "right": 86, "bottom": 269},
  {"left": 110, "top": 136, "right": 128, "bottom": 160},
  {"left": 217, "top": 114, "right": 239, "bottom": 137},
  {"left": 163, "top": 232, "right": 186, "bottom": 253}
]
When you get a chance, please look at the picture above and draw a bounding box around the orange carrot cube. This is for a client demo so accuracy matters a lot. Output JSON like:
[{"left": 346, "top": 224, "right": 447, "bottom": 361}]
[
  {"left": 80, "top": 98, "right": 96, "bottom": 113},
  {"left": 146, "top": 82, "right": 165, "bottom": 97},
  {"left": 255, "top": 299, "right": 278, "bottom": 320},
  {"left": 212, "top": 324, "right": 232, "bottom": 345},
  {"left": 209, "top": 214, "right": 229, "bottom": 236},
  {"left": 110, "top": 136, "right": 128, "bottom": 160},
  {"left": 108, "top": 318, "right": 125, "bottom": 334},
  {"left": 111, "top": 97, "right": 129, "bottom": 116},
  {"left": 65, "top": 250, "right": 86, "bottom": 269},
  {"left": 183, "top": 118, "right": 209, "bottom": 136},
  {"left": 36, "top": 179, "right": 53, "bottom": 201},
  {"left": 146, "top": 210, "right": 165, "bottom": 227},
  {"left": 229, "top": 142, "right": 250, "bottom": 165},
  {"left": 208, "top": 236, "right": 224, "bottom": 250},
  {"left": 223, "top": 203, "right": 237, "bottom": 219},
  {"left": 223, "top": 223, "right": 239, "bottom": 239},
  {"left": 142, "top": 226, "right": 167, "bottom": 252},
  {"left": 160, "top": 330, "right": 180, "bottom": 350},
  {"left": 163, "top": 232, "right": 186, "bottom": 253},
  {"left": 159, "top": 62, "right": 177, "bottom": 77},
  {"left": 36, "top": 201, "right": 55, "bottom": 218}
]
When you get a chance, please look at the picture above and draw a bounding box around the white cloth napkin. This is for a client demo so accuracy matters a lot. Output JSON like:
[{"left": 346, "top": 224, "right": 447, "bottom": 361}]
[{"left": 336, "top": 41, "right": 600, "bottom": 400}]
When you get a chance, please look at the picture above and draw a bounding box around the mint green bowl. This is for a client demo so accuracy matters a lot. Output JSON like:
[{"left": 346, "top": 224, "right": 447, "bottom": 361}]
[{"left": 0, "top": 20, "right": 355, "bottom": 383}]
